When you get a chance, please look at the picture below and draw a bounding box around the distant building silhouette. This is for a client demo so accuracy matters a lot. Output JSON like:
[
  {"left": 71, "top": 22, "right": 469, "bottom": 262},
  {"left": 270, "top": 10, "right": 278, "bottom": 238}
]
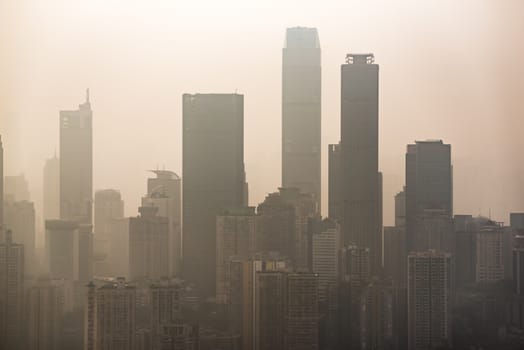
[
  {"left": 43, "top": 154, "right": 60, "bottom": 221},
  {"left": 4, "top": 174, "right": 30, "bottom": 202},
  {"left": 408, "top": 250, "right": 452, "bottom": 350},
  {"left": 4, "top": 200, "right": 35, "bottom": 275},
  {"left": 129, "top": 206, "right": 169, "bottom": 281},
  {"left": 340, "top": 54, "right": 382, "bottom": 276},
  {"left": 142, "top": 170, "right": 181, "bottom": 277},
  {"left": 45, "top": 220, "right": 79, "bottom": 280},
  {"left": 182, "top": 93, "right": 246, "bottom": 297},
  {"left": 94, "top": 189, "right": 124, "bottom": 275},
  {"left": 282, "top": 27, "right": 321, "bottom": 213},
  {"left": 60, "top": 90, "right": 93, "bottom": 223},
  {"left": 257, "top": 187, "right": 317, "bottom": 269},
  {"left": 0, "top": 230, "right": 24, "bottom": 349}
]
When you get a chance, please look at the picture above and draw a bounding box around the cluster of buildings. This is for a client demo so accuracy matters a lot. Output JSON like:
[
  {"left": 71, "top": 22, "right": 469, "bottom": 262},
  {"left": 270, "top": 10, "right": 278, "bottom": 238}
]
[{"left": 1, "top": 26, "right": 524, "bottom": 350}]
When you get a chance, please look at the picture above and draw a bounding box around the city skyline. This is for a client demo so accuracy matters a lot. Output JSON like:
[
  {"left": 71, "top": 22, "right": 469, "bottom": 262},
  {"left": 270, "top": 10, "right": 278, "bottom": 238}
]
[
  {"left": 1, "top": 1, "right": 523, "bottom": 230},
  {"left": 0, "top": 5, "right": 524, "bottom": 348}
]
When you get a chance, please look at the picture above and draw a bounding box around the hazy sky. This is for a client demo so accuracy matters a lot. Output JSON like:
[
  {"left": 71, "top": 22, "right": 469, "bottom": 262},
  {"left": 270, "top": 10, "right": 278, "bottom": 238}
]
[{"left": 1, "top": 0, "right": 523, "bottom": 228}]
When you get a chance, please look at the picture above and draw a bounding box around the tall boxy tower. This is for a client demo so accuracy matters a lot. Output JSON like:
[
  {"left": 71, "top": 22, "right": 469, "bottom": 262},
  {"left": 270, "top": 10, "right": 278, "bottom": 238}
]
[
  {"left": 405, "top": 140, "right": 453, "bottom": 253},
  {"left": 340, "top": 54, "right": 382, "bottom": 276},
  {"left": 282, "top": 27, "right": 321, "bottom": 213},
  {"left": 182, "top": 93, "right": 245, "bottom": 297},
  {"left": 60, "top": 90, "right": 93, "bottom": 224}
]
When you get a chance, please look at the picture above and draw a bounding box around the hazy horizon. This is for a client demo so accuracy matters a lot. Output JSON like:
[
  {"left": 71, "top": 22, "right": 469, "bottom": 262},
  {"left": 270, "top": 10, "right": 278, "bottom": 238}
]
[{"left": 1, "top": 0, "right": 523, "bottom": 232}]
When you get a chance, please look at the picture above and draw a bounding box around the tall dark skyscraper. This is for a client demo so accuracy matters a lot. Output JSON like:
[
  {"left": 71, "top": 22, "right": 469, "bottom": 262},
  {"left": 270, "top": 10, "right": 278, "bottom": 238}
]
[
  {"left": 182, "top": 93, "right": 246, "bottom": 297},
  {"left": 60, "top": 90, "right": 93, "bottom": 223},
  {"left": 282, "top": 27, "right": 321, "bottom": 213},
  {"left": 340, "top": 54, "right": 382, "bottom": 275},
  {"left": 405, "top": 140, "right": 453, "bottom": 253}
]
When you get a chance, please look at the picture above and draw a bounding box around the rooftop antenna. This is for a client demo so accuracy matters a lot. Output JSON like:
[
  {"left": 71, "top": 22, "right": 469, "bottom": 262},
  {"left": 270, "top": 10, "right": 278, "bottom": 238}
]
[{"left": 86, "top": 88, "right": 90, "bottom": 103}]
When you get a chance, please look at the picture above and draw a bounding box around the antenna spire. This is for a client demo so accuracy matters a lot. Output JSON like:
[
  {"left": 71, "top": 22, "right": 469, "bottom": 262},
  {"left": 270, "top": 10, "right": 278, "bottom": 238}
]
[{"left": 86, "top": 88, "right": 90, "bottom": 103}]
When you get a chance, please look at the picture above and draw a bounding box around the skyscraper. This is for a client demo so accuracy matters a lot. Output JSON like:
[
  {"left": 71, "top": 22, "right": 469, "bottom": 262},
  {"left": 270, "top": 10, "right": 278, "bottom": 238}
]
[
  {"left": 129, "top": 206, "right": 169, "bottom": 281},
  {"left": 408, "top": 251, "right": 452, "bottom": 350},
  {"left": 142, "top": 170, "right": 181, "bottom": 276},
  {"left": 84, "top": 278, "right": 136, "bottom": 350},
  {"left": 340, "top": 54, "right": 382, "bottom": 276},
  {"left": 27, "top": 278, "right": 63, "bottom": 350},
  {"left": 4, "top": 199, "right": 35, "bottom": 274},
  {"left": 282, "top": 27, "right": 321, "bottom": 213},
  {"left": 60, "top": 90, "right": 93, "bottom": 223},
  {"left": 45, "top": 219, "right": 79, "bottom": 280},
  {"left": 257, "top": 187, "right": 317, "bottom": 269},
  {"left": 43, "top": 154, "right": 60, "bottom": 221},
  {"left": 405, "top": 140, "right": 452, "bottom": 253},
  {"left": 94, "top": 189, "right": 124, "bottom": 275},
  {"left": 215, "top": 207, "right": 256, "bottom": 304},
  {"left": 0, "top": 230, "right": 24, "bottom": 349},
  {"left": 182, "top": 93, "right": 246, "bottom": 296}
]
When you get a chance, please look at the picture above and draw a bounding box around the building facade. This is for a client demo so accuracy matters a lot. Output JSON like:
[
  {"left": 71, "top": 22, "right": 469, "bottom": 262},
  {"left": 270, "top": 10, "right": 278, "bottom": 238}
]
[
  {"left": 182, "top": 93, "right": 246, "bottom": 297},
  {"left": 282, "top": 27, "right": 321, "bottom": 213}
]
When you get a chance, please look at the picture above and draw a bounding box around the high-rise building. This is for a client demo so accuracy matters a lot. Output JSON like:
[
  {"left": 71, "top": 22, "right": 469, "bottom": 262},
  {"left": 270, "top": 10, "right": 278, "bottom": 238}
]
[
  {"left": 282, "top": 27, "right": 321, "bottom": 213},
  {"left": 182, "top": 93, "right": 246, "bottom": 297},
  {"left": 4, "top": 174, "right": 30, "bottom": 202},
  {"left": 142, "top": 170, "right": 181, "bottom": 277},
  {"left": 129, "top": 206, "right": 169, "bottom": 281},
  {"left": 45, "top": 219, "right": 79, "bottom": 280},
  {"left": 328, "top": 143, "right": 341, "bottom": 222},
  {"left": 150, "top": 278, "right": 185, "bottom": 350},
  {"left": 513, "top": 235, "right": 524, "bottom": 296},
  {"left": 383, "top": 226, "right": 406, "bottom": 286},
  {"left": 395, "top": 189, "right": 406, "bottom": 228},
  {"left": 338, "top": 244, "right": 371, "bottom": 349},
  {"left": 160, "top": 322, "right": 199, "bottom": 350},
  {"left": 108, "top": 218, "right": 130, "bottom": 278},
  {"left": 286, "top": 272, "right": 320, "bottom": 350},
  {"left": 60, "top": 90, "right": 93, "bottom": 223},
  {"left": 405, "top": 140, "right": 453, "bottom": 253},
  {"left": 475, "top": 220, "right": 504, "bottom": 283},
  {"left": 43, "top": 154, "right": 60, "bottom": 220},
  {"left": 255, "top": 270, "right": 288, "bottom": 350},
  {"left": 359, "top": 278, "right": 394, "bottom": 350},
  {"left": 312, "top": 220, "right": 340, "bottom": 303},
  {"left": 408, "top": 251, "right": 452, "bottom": 350},
  {"left": 215, "top": 207, "right": 256, "bottom": 303},
  {"left": 511, "top": 213, "right": 524, "bottom": 234},
  {"left": 257, "top": 187, "right": 317, "bottom": 269},
  {"left": 94, "top": 189, "right": 124, "bottom": 275},
  {"left": 340, "top": 53, "right": 382, "bottom": 276},
  {"left": 78, "top": 224, "right": 94, "bottom": 283},
  {"left": 94, "top": 189, "right": 124, "bottom": 239},
  {"left": 84, "top": 278, "right": 136, "bottom": 350},
  {"left": 0, "top": 230, "right": 24, "bottom": 349},
  {"left": 3, "top": 199, "right": 35, "bottom": 274},
  {"left": 27, "top": 277, "right": 63, "bottom": 350}
]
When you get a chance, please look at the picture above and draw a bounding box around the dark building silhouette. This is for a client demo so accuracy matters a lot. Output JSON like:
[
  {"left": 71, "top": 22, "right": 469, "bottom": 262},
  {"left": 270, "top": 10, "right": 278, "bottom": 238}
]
[
  {"left": 182, "top": 93, "right": 246, "bottom": 297},
  {"left": 405, "top": 140, "right": 453, "bottom": 253},
  {"left": 282, "top": 27, "right": 321, "bottom": 213},
  {"left": 60, "top": 90, "right": 93, "bottom": 223},
  {"left": 257, "top": 187, "right": 317, "bottom": 269},
  {"left": 328, "top": 143, "right": 341, "bottom": 222},
  {"left": 340, "top": 54, "right": 382, "bottom": 276},
  {"left": 3, "top": 199, "right": 35, "bottom": 275}
]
